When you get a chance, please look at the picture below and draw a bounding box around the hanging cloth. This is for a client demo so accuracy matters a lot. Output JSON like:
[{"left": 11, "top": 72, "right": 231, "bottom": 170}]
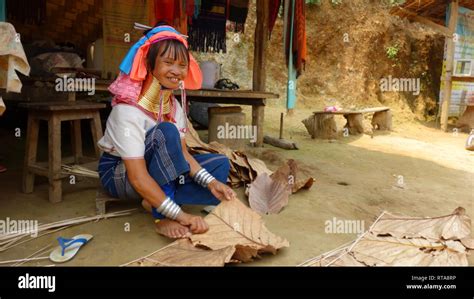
[
  {"left": 188, "top": 0, "right": 227, "bottom": 53},
  {"left": 268, "top": 0, "right": 282, "bottom": 38},
  {"left": 0, "top": 22, "right": 30, "bottom": 93},
  {"left": 285, "top": 0, "right": 306, "bottom": 78},
  {"left": 153, "top": 0, "right": 187, "bottom": 34},
  {"left": 228, "top": 0, "right": 249, "bottom": 33}
]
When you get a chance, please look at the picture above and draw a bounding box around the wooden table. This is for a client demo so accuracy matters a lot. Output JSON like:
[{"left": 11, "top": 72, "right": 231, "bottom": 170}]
[
  {"left": 174, "top": 89, "right": 279, "bottom": 147},
  {"left": 19, "top": 101, "right": 106, "bottom": 203}
]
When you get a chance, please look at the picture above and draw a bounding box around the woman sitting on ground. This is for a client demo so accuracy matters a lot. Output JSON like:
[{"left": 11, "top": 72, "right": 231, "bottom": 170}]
[{"left": 97, "top": 24, "right": 236, "bottom": 239}]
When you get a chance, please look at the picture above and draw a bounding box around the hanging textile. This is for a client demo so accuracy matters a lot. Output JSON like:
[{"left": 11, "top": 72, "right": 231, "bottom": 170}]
[
  {"left": 228, "top": 0, "right": 249, "bottom": 33},
  {"left": 153, "top": 0, "right": 188, "bottom": 34},
  {"left": 194, "top": 0, "right": 201, "bottom": 19},
  {"left": 0, "top": 0, "right": 5, "bottom": 22},
  {"left": 268, "top": 0, "right": 282, "bottom": 37},
  {"left": 186, "top": 0, "right": 195, "bottom": 25},
  {"left": 188, "top": 0, "right": 227, "bottom": 53},
  {"left": 285, "top": 0, "right": 306, "bottom": 78},
  {"left": 0, "top": 22, "right": 30, "bottom": 93}
]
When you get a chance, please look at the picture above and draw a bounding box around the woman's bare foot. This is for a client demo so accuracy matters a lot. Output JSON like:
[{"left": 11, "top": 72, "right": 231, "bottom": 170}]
[
  {"left": 155, "top": 219, "right": 191, "bottom": 239},
  {"left": 141, "top": 200, "right": 191, "bottom": 239}
]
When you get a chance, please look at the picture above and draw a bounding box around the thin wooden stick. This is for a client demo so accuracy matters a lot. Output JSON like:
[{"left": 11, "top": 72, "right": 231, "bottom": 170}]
[
  {"left": 0, "top": 256, "right": 49, "bottom": 265},
  {"left": 325, "top": 211, "right": 387, "bottom": 267},
  {"left": 0, "top": 209, "right": 136, "bottom": 252},
  {"left": 298, "top": 240, "right": 354, "bottom": 267},
  {"left": 61, "top": 164, "right": 99, "bottom": 179},
  {"left": 122, "top": 241, "right": 178, "bottom": 266},
  {"left": 0, "top": 227, "right": 69, "bottom": 252},
  {"left": 13, "top": 244, "right": 53, "bottom": 266},
  {"left": 298, "top": 211, "right": 388, "bottom": 267}
]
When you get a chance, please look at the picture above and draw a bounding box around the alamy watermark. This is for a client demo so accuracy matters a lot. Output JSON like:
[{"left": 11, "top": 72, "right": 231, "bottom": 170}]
[
  {"left": 55, "top": 75, "right": 96, "bottom": 95},
  {"left": 325, "top": 217, "right": 365, "bottom": 235},
  {"left": 380, "top": 75, "right": 421, "bottom": 96},
  {"left": 217, "top": 122, "right": 257, "bottom": 143},
  {"left": 0, "top": 217, "right": 38, "bottom": 238}
]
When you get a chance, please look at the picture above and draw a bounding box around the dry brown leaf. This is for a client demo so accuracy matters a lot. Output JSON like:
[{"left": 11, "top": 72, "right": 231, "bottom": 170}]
[
  {"left": 247, "top": 160, "right": 315, "bottom": 214},
  {"left": 185, "top": 121, "right": 214, "bottom": 151},
  {"left": 125, "top": 239, "right": 235, "bottom": 267},
  {"left": 270, "top": 159, "right": 297, "bottom": 186},
  {"left": 292, "top": 177, "right": 315, "bottom": 193},
  {"left": 190, "top": 199, "right": 289, "bottom": 262},
  {"left": 350, "top": 234, "right": 468, "bottom": 266},
  {"left": 246, "top": 157, "right": 273, "bottom": 177},
  {"left": 248, "top": 173, "right": 291, "bottom": 215},
  {"left": 460, "top": 238, "right": 474, "bottom": 249},
  {"left": 371, "top": 207, "right": 471, "bottom": 241},
  {"left": 301, "top": 208, "right": 472, "bottom": 267}
]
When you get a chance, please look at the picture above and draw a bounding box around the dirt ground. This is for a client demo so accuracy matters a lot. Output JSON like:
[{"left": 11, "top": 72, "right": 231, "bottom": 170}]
[{"left": 0, "top": 106, "right": 472, "bottom": 266}]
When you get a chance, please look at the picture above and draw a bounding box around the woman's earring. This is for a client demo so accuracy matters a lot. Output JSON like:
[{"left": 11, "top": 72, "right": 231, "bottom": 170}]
[{"left": 178, "top": 80, "right": 184, "bottom": 90}]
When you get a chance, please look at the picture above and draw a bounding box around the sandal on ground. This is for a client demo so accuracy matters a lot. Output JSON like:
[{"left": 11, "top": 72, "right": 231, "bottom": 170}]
[{"left": 49, "top": 234, "right": 93, "bottom": 263}]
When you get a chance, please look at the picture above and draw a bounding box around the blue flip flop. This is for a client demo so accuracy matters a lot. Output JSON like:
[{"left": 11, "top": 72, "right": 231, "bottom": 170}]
[{"left": 49, "top": 234, "right": 93, "bottom": 263}]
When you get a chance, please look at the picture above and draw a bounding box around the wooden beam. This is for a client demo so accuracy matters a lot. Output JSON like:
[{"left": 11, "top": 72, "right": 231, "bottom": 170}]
[
  {"left": 441, "top": 0, "right": 459, "bottom": 132},
  {"left": 252, "top": 0, "right": 269, "bottom": 147},
  {"left": 452, "top": 76, "right": 474, "bottom": 83},
  {"left": 410, "top": 15, "right": 452, "bottom": 36},
  {"left": 252, "top": 0, "right": 269, "bottom": 92},
  {"left": 394, "top": 7, "right": 452, "bottom": 36}
]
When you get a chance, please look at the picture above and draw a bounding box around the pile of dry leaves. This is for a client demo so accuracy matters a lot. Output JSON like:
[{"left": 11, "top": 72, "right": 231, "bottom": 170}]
[
  {"left": 124, "top": 199, "right": 289, "bottom": 266},
  {"left": 300, "top": 207, "right": 474, "bottom": 266},
  {"left": 185, "top": 124, "right": 315, "bottom": 215}
]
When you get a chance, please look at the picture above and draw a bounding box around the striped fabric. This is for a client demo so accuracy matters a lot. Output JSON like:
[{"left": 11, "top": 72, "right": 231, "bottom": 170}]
[{"left": 98, "top": 121, "right": 231, "bottom": 220}]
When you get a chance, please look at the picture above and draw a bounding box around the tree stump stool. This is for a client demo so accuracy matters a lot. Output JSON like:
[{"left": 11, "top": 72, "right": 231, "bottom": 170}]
[
  {"left": 302, "top": 114, "right": 338, "bottom": 139},
  {"left": 305, "top": 107, "right": 392, "bottom": 139},
  {"left": 344, "top": 113, "right": 364, "bottom": 135},
  {"left": 371, "top": 110, "right": 392, "bottom": 131}
]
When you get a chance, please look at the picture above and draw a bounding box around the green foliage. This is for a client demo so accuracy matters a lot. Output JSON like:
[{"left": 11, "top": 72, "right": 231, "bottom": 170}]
[{"left": 386, "top": 44, "right": 400, "bottom": 60}]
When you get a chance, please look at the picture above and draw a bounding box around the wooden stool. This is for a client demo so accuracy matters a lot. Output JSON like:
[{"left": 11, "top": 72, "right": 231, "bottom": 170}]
[
  {"left": 19, "top": 101, "right": 106, "bottom": 203},
  {"left": 95, "top": 186, "right": 121, "bottom": 214}
]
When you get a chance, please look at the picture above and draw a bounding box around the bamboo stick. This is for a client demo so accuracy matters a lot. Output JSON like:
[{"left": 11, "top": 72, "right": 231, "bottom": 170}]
[
  {"left": 0, "top": 256, "right": 49, "bottom": 265},
  {"left": 61, "top": 164, "right": 99, "bottom": 179},
  {"left": 13, "top": 244, "right": 53, "bottom": 266},
  {"left": 0, "top": 209, "right": 136, "bottom": 252}
]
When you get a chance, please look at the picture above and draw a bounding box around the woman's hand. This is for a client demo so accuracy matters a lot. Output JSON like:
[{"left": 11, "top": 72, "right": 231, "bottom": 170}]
[
  {"left": 176, "top": 212, "right": 209, "bottom": 234},
  {"left": 208, "top": 180, "right": 236, "bottom": 202}
]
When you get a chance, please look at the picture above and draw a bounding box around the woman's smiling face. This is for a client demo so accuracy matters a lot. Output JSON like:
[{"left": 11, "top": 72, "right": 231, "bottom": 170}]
[{"left": 151, "top": 41, "right": 189, "bottom": 89}]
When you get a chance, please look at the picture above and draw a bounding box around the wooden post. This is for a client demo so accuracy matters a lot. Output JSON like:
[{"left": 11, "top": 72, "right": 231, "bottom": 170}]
[
  {"left": 253, "top": 0, "right": 268, "bottom": 91},
  {"left": 252, "top": 0, "right": 269, "bottom": 147},
  {"left": 441, "top": 0, "right": 459, "bottom": 132},
  {"left": 22, "top": 114, "right": 39, "bottom": 193},
  {"left": 90, "top": 112, "right": 104, "bottom": 158},
  {"left": 279, "top": 112, "right": 284, "bottom": 139},
  {"left": 48, "top": 114, "right": 62, "bottom": 203}
]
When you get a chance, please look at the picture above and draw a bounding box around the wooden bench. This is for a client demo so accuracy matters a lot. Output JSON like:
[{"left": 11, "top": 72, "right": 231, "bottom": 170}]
[
  {"left": 303, "top": 107, "right": 392, "bottom": 139},
  {"left": 20, "top": 101, "right": 106, "bottom": 203},
  {"left": 174, "top": 89, "right": 279, "bottom": 147}
]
